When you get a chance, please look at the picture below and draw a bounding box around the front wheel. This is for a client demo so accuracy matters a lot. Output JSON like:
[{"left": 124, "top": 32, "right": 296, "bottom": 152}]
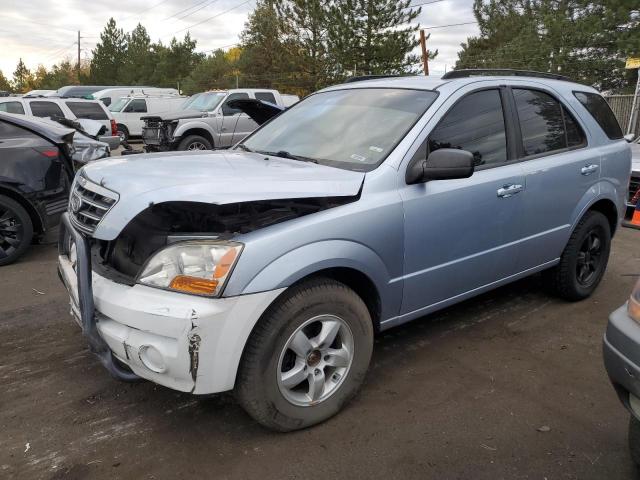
[
  {"left": 235, "top": 278, "right": 374, "bottom": 431},
  {"left": 177, "top": 135, "right": 212, "bottom": 151},
  {"left": 544, "top": 210, "right": 611, "bottom": 301}
]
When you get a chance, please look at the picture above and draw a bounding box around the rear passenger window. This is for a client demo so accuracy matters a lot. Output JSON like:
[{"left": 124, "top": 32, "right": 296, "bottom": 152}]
[
  {"left": 65, "top": 101, "right": 108, "bottom": 120},
  {"left": 0, "top": 102, "right": 25, "bottom": 114},
  {"left": 429, "top": 89, "right": 507, "bottom": 167},
  {"left": 574, "top": 91, "right": 623, "bottom": 140},
  {"left": 255, "top": 92, "right": 277, "bottom": 104},
  {"left": 513, "top": 89, "right": 586, "bottom": 156},
  {"left": 124, "top": 99, "right": 147, "bottom": 113},
  {"left": 222, "top": 92, "right": 250, "bottom": 115},
  {"left": 29, "top": 101, "right": 64, "bottom": 119}
]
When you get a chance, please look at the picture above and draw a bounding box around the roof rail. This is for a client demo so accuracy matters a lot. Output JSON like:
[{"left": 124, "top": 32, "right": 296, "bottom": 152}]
[
  {"left": 344, "top": 74, "right": 409, "bottom": 83},
  {"left": 441, "top": 69, "right": 570, "bottom": 82}
]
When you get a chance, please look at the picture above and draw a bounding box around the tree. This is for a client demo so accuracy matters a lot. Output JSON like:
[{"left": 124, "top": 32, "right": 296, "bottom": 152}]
[
  {"left": 90, "top": 18, "right": 128, "bottom": 84},
  {"left": 12, "top": 58, "right": 33, "bottom": 93},
  {"left": 123, "top": 23, "right": 153, "bottom": 84},
  {"left": 456, "top": 0, "right": 640, "bottom": 92},
  {"left": 151, "top": 33, "right": 203, "bottom": 90},
  {"left": 0, "top": 70, "right": 12, "bottom": 92},
  {"left": 182, "top": 49, "right": 235, "bottom": 93},
  {"left": 327, "top": 0, "right": 431, "bottom": 77}
]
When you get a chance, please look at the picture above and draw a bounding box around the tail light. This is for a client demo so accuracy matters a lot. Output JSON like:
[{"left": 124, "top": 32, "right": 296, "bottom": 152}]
[
  {"left": 110, "top": 119, "right": 117, "bottom": 136},
  {"left": 34, "top": 147, "right": 59, "bottom": 158}
]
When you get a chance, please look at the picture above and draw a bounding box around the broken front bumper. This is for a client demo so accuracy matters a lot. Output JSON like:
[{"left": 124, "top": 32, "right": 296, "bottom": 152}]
[{"left": 57, "top": 213, "right": 284, "bottom": 394}]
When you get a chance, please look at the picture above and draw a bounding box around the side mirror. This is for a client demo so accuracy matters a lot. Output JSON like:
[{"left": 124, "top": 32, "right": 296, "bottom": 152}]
[{"left": 406, "top": 148, "right": 475, "bottom": 184}]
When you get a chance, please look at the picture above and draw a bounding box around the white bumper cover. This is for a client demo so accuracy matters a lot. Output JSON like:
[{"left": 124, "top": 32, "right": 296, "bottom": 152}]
[{"left": 59, "top": 254, "right": 284, "bottom": 394}]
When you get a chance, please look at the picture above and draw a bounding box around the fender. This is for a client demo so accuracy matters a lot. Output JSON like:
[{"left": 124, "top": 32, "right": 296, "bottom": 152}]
[
  {"left": 173, "top": 120, "right": 218, "bottom": 141},
  {"left": 239, "top": 239, "right": 402, "bottom": 322},
  {"left": 569, "top": 179, "right": 621, "bottom": 233}
]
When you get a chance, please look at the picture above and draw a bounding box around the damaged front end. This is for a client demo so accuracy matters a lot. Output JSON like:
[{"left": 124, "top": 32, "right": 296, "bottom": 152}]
[{"left": 141, "top": 117, "right": 179, "bottom": 152}]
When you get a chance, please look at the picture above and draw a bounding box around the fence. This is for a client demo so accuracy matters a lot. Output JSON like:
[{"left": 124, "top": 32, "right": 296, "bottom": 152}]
[{"left": 604, "top": 95, "right": 639, "bottom": 136}]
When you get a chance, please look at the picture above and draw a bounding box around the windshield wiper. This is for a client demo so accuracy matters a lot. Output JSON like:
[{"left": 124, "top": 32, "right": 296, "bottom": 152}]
[
  {"left": 256, "top": 150, "right": 318, "bottom": 164},
  {"left": 236, "top": 143, "right": 253, "bottom": 153}
]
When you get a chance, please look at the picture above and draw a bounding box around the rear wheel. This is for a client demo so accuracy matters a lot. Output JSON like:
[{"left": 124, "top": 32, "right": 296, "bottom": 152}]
[
  {"left": 116, "top": 124, "right": 129, "bottom": 142},
  {"left": 178, "top": 135, "right": 212, "bottom": 151},
  {"left": 0, "top": 195, "right": 33, "bottom": 266},
  {"left": 235, "top": 278, "right": 374, "bottom": 431},
  {"left": 544, "top": 210, "right": 611, "bottom": 300}
]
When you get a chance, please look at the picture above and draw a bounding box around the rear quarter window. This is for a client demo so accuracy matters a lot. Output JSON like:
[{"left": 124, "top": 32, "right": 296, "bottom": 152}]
[
  {"left": 574, "top": 92, "right": 623, "bottom": 140},
  {"left": 255, "top": 92, "right": 277, "bottom": 104},
  {"left": 65, "top": 101, "right": 109, "bottom": 120}
]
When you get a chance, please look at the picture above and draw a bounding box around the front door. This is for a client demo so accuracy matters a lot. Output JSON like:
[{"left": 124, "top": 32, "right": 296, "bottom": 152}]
[
  {"left": 399, "top": 88, "right": 526, "bottom": 315},
  {"left": 220, "top": 92, "right": 250, "bottom": 147}
]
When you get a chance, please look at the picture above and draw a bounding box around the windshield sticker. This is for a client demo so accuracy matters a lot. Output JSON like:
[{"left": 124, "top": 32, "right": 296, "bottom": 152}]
[
  {"left": 369, "top": 146, "right": 383, "bottom": 153},
  {"left": 350, "top": 154, "right": 367, "bottom": 162}
]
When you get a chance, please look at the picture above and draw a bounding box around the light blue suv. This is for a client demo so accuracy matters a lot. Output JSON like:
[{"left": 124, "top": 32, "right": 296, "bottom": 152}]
[{"left": 58, "top": 70, "right": 631, "bottom": 431}]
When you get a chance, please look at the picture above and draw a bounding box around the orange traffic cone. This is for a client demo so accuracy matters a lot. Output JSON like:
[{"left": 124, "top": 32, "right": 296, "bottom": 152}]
[{"left": 626, "top": 197, "right": 640, "bottom": 229}]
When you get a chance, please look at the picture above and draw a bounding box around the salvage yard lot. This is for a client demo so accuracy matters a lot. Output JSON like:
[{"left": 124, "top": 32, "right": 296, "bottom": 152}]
[{"left": 1, "top": 228, "right": 639, "bottom": 479}]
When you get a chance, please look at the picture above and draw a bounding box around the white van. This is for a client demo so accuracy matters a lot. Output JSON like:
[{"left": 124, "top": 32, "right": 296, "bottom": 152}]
[
  {"left": 92, "top": 87, "right": 179, "bottom": 107},
  {"left": 109, "top": 94, "right": 187, "bottom": 140}
]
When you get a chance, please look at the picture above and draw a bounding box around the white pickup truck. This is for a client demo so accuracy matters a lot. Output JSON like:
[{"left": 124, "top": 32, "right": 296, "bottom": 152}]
[{"left": 141, "top": 88, "right": 299, "bottom": 151}]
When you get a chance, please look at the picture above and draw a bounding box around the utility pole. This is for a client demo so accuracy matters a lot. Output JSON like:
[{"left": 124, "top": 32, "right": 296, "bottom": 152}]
[
  {"left": 77, "top": 30, "right": 81, "bottom": 78},
  {"left": 419, "top": 30, "right": 429, "bottom": 76}
]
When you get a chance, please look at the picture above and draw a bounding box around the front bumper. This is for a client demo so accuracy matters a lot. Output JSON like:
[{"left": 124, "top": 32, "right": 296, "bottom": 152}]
[
  {"left": 57, "top": 213, "right": 284, "bottom": 394},
  {"left": 603, "top": 304, "right": 640, "bottom": 417}
]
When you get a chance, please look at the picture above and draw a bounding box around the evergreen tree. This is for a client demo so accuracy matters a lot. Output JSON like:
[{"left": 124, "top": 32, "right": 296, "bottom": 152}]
[
  {"left": 12, "top": 58, "right": 32, "bottom": 93},
  {"left": 0, "top": 70, "right": 12, "bottom": 92},
  {"left": 182, "top": 49, "right": 235, "bottom": 94},
  {"left": 90, "top": 18, "right": 128, "bottom": 84},
  {"left": 124, "top": 24, "right": 154, "bottom": 84},
  {"left": 456, "top": 0, "right": 640, "bottom": 92},
  {"left": 327, "top": 0, "right": 431, "bottom": 76}
]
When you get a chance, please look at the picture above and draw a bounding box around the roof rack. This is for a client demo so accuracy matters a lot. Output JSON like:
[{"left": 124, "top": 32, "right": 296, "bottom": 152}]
[
  {"left": 344, "top": 74, "right": 409, "bottom": 83},
  {"left": 441, "top": 69, "right": 570, "bottom": 82}
]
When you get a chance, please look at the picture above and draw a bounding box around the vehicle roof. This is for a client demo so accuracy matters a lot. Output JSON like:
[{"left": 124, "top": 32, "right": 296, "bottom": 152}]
[
  {"left": 0, "top": 96, "right": 105, "bottom": 103},
  {"left": 0, "top": 111, "right": 75, "bottom": 142},
  {"left": 322, "top": 74, "right": 599, "bottom": 94}
]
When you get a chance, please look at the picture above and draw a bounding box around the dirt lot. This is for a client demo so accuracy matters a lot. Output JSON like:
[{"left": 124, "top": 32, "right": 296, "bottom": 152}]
[{"left": 1, "top": 227, "right": 639, "bottom": 480}]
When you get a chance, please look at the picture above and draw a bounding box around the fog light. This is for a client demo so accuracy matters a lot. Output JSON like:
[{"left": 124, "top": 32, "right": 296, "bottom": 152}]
[{"left": 138, "top": 345, "right": 166, "bottom": 373}]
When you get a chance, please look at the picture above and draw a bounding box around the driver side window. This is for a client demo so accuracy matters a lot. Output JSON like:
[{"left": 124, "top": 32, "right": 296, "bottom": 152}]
[
  {"left": 221, "top": 93, "right": 250, "bottom": 116},
  {"left": 428, "top": 89, "right": 507, "bottom": 168}
]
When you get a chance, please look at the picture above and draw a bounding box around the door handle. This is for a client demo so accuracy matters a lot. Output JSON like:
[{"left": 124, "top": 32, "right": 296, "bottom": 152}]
[
  {"left": 497, "top": 184, "right": 523, "bottom": 198},
  {"left": 581, "top": 164, "right": 599, "bottom": 176}
]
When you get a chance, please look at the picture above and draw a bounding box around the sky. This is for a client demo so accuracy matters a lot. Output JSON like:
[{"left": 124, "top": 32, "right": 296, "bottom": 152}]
[{"left": 0, "top": 0, "right": 479, "bottom": 81}]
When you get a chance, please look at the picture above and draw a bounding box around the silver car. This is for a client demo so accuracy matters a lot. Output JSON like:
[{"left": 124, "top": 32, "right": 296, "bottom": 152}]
[{"left": 58, "top": 70, "right": 631, "bottom": 431}]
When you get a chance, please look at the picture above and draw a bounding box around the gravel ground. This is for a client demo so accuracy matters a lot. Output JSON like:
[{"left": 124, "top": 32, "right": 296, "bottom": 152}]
[{"left": 1, "top": 225, "right": 639, "bottom": 480}]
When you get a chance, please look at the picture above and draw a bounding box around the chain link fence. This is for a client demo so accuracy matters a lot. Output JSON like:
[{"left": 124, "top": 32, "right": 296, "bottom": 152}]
[{"left": 604, "top": 95, "right": 639, "bottom": 136}]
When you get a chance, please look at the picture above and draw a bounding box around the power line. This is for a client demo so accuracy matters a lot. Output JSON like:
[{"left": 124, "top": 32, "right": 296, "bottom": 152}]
[
  {"left": 119, "top": 0, "right": 173, "bottom": 22},
  {"left": 168, "top": 0, "right": 254, "bottom": 37},
  {"left": 1, "top": 16, "right": 77, "bottom": 33},
  {"left": 424, "top": 21, "right": 478, "bottom": 30},
  {"left": 167, "top": 0, "right": 220, "bottom": 21}
]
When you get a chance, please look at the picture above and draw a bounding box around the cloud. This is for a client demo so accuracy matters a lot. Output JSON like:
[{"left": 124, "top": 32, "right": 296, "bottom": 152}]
[{"left": 0, "top": 0, "right": 478, "bottom": 81}]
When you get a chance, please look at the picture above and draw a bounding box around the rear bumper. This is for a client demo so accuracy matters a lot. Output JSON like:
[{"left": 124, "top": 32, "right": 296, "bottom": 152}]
[{"left": 603, "top": 304, "right": 640, "bottom": 418}]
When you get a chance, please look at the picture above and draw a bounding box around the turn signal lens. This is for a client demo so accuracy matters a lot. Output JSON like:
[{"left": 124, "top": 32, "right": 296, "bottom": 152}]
[
  {"left": 214, "top": 249, "right": 238, "bottom": 279},
  {"left": 630, "top": 279, "right": 640, "bottom": 322},
  {"left": 169, "top": 275, "right": 219, "bottom": 295}
]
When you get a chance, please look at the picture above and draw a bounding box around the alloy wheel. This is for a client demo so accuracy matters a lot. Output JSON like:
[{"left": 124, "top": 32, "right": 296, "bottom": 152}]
[
  {"left": 576, "top": 230, "right": 603, "bottom": 286},
  {"left": 277, "top": 314, "right": 355, "bottom": 406},
  {"left": 0, "top": 204, "right": 24, "bottom": 260},
  {"left": 187, "top": 142, "right": 207, "bottom": 150}
]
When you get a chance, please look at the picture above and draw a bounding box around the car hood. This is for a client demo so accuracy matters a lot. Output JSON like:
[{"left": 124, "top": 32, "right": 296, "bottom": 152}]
[
  {"left": 141, "top": 109, "right": 206, "bottom": 122},
  {"left": 82, "top": 150, "right": 365, "bottom": 240}
]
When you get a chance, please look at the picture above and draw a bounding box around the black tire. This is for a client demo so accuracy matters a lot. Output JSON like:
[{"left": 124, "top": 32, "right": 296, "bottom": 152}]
[
  {"left": 630, "top": 415, "right": 640, "bottom": 467},
  {"left": 177, "top": 134, "right": 212, "bottom": 151},
  {"left": 544, "top": 210, "right": 611, "bottom": 301},
  {"left": 116, "top": 124, "right": 129, "bottom": 142},
  {"left": 235, "top": 278, "right": 374, "bottom": 431},
  {"left": 0, "top": 194, "right": 34, "bottom": 266}
]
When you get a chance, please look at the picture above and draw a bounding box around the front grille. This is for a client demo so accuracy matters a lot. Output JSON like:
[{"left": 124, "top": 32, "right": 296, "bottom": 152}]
[
  {"left": 629, "top": 175, "right": 640, "bottom": 205},
  {"left": 69, "top": 173, "right": 118, "bottom": 235}
]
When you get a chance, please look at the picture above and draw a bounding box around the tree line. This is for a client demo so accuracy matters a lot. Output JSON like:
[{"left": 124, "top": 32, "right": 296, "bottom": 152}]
[
  {"left": 456, "top": 0, "right": 640, "bottom": 92},
  {"left": 2, "top": 0, "right": 430, "bottom": 96}
]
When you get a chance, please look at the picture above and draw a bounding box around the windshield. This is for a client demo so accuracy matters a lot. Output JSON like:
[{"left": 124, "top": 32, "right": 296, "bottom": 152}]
[
  {"left": 241, "top": 88, "right": 438, "bottom": 171},
  {"left": 109, "top": 97, "right": 130, "bottom": 112},
  {"left": 181, "top": 92, "right": 227, "bottom": 112}
]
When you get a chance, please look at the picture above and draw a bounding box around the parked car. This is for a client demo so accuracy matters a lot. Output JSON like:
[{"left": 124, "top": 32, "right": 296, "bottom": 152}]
[
  {"left": 91, "top": 87, "right": 179, "bottom": 107},
  {"left": 24, "top": 89, "right": 56, "bottom": 97},
  {"left": 58, "top": 70, "right": 630, "bottom": 431},
  {"left": 53, "top": 117, "right": 114, "bottom": 167},
  {"left": 141, "top": 88, "right": 299, "bottom": 151},
  {"left": 0, "top": 96, "right": 120, "bottom": 145},
  {"left": 0, "top": 112, "right": 75, "bottom": 265},
  {"left": 109, "top": 94, "right": 188, "bottom": 141},
  {"left": 624, "top": 136, "right": 640, "bottom": 227},
  {"left": 604, "top": 278, "right": 640, "bottom": 466},
  {"left": 54, "top": 85, "right": 114, "bottom": 98}
]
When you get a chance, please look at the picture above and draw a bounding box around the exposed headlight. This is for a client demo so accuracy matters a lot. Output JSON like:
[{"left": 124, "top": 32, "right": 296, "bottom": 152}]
[
  {"left": 137, "top": 241, "right": 243, "bottom": 297},
  {"left": 630, "top": 278, "right": 640, "bottom": 322}
]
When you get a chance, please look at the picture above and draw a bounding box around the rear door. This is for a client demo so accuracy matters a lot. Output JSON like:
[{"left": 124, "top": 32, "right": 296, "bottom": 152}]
[
  {"left": 509, "top": 87, "right": 593, "bottom": 271},
  {"left": 399, "top": 87, "right": 527, "bottom": 315}
]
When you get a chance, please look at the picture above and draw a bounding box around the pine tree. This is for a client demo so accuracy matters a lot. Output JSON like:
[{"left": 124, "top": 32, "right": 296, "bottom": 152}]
[
  {"left": 182, "top": 49, "right": 235, "bottom": 94},
  {"left": 0, "top": 70, "right": 12, "bottom": 93},
  {"left": 90, "top": 18, "right": 128, "bottom": 84},
  {"left": 327, "top": 0, "right": 431, "bottom": 76},
  {"left": 124, "top": 24, "right": 153, "bottom": 85},
  {"left": 12, "top": 58, "right": 32, "bottom": 93}
]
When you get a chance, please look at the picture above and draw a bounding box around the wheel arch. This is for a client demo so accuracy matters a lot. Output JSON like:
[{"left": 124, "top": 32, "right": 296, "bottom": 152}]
[
  {"left": 174, "top": 123, "right": 216, "bottom": 147},
  {"left": 0, "top": 185, "right": 44, "bottom": 234}
]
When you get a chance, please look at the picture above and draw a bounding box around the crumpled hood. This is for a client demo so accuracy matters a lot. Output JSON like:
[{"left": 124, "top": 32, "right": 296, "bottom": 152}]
[
  {"left": 82, "top": 150, "right": 365, "bottom": 240},
  {"left": 141, "top": 109, "right": 205, "bottom": 122}
]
